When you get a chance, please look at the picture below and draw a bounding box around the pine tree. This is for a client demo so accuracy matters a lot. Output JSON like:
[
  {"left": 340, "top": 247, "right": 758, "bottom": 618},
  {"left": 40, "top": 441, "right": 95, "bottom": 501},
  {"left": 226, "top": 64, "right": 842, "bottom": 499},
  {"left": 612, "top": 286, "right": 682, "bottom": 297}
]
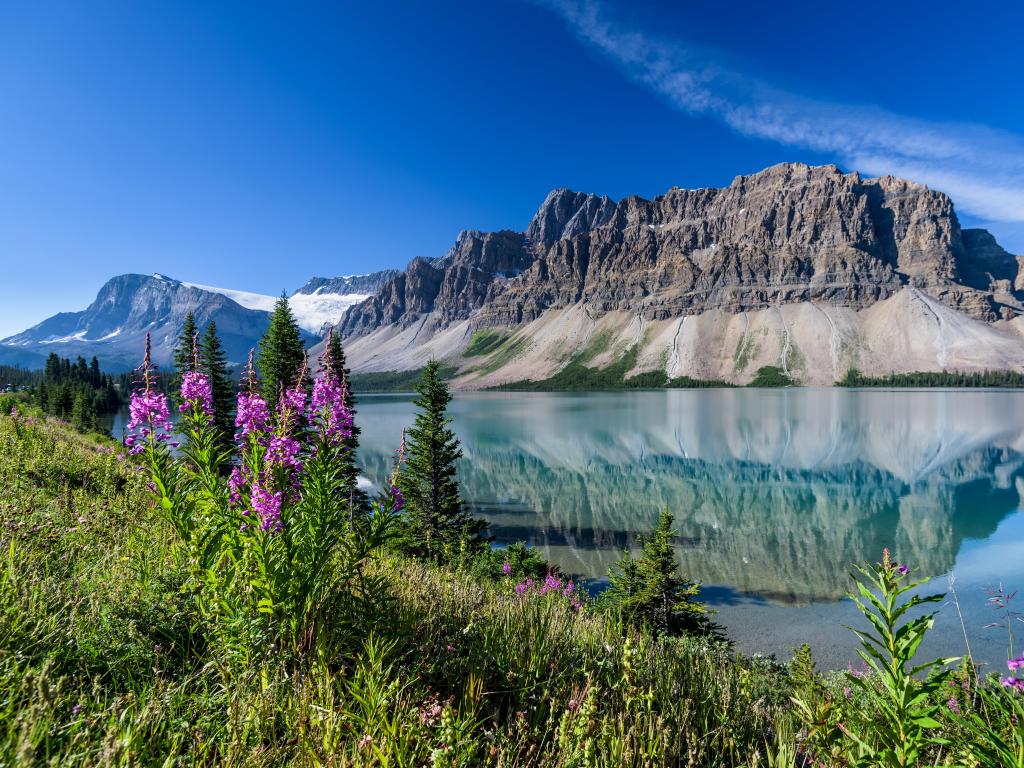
[
  {"left": 201, "top": 321, "right": 234, "bottom": 451},
  {"left": 172, "top": 312, "right": 198, "bottom": 397},
  {"left": 70, "top": 391, "right": 96, "bottom": 432},
  {"left": 603, "top": 509, "right": 712, "bottom": 637},
  {"left": 396, "top": 359, "right": 484, "bottom": 561},
  {"left": 324, "top": 328, "right": 368, "bottom": 516},
  {"left": 257, "top": 294, "right": 306, "bottom": 403}
]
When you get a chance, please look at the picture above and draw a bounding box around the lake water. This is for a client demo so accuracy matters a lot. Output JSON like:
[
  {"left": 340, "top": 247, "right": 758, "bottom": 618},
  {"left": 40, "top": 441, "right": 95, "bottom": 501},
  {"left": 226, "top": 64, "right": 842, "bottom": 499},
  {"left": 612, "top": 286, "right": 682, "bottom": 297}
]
[{"left": 356, "top": 389, "right": 1024, "bottom": 669}]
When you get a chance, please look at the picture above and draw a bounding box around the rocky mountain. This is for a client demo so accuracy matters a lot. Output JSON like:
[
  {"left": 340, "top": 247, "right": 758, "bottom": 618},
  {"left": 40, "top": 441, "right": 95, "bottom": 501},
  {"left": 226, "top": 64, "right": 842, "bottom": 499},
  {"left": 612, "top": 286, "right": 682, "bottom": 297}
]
[
  {"left": 335, "top": 163, "right": 1024, "bottom": 386},
  {"left": 4, "top": 269, "right": 397, "bottom": 371},
  {"left": 2, "top": 274, "right": 299, "bottom": 371},
  {"left": 295, "top": 270, "right": 400, "bottom": 297}
]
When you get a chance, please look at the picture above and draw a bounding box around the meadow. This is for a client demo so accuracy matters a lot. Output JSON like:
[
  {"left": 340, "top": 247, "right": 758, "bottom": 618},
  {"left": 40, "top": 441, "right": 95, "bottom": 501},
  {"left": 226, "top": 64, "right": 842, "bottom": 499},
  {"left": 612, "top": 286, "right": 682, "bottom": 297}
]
[{"left": 1, "top": 389, "right": 1022, "bottom": 766}]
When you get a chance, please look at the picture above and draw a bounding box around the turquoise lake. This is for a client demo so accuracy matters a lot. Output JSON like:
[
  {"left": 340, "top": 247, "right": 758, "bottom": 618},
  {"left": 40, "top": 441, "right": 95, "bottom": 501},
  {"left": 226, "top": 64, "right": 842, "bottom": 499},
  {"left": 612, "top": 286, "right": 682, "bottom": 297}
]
[{"left": 355, "top": 388, "right": 1024, "bottom": 669}]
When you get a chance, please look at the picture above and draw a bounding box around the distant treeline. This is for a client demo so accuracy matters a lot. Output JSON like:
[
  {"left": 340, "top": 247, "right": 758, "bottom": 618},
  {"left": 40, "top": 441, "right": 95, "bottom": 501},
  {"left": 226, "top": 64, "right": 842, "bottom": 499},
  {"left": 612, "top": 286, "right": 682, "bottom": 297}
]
[
  {"left": 0, "top": 365, "right": 42, "bottom": 389},
  {"left": 350, "top": 365, "right": 458, "bottom": 393},
  {"left": 36, "top": 353, "right": 122, "bottom": 432},
  {"left": 838, "top": 368, "right": 1024, "bottom": 388}
]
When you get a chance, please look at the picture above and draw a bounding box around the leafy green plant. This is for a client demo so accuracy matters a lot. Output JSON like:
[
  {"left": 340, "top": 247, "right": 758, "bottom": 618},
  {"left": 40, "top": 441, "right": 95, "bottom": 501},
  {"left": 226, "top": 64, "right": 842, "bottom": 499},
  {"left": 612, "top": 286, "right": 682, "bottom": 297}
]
[
  {"left": 838, "top": 549, "right": 957, "bottom": 766},
  {"left": 951, "top": 676, "right": 1024, "bottom": 767}
]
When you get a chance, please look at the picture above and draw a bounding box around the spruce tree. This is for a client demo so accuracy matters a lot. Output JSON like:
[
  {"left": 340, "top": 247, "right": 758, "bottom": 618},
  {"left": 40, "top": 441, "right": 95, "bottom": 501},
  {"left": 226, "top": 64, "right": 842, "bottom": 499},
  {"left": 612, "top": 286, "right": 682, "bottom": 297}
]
[
  {"left": 324, "top": 328, "right": 368, "bottom": 516},
  {"left": 172, "top": 312, "right": 198, "bottom": 397},
  {"left": 603, "top": 509, "right": 712, "bottom": 637},
  {"left": 396, "top": 359, "right": 483, "bottom": 561},
  {"left": 200, "top": 321, "right": 234, "bottom": 451},
  {"left": 257, "top": 294, "right": 306, "bottom": 403}
]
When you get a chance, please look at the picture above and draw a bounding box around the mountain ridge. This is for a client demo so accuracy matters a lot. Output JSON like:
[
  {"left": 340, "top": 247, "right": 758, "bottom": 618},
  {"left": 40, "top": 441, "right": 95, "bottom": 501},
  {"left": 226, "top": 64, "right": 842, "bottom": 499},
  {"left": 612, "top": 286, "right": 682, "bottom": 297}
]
[
  {"left": 1, "top": 270, "right": 393, "bottom": 370},
  {"left": 333, "top": 162, "right": 1024, "bottom": 386}
]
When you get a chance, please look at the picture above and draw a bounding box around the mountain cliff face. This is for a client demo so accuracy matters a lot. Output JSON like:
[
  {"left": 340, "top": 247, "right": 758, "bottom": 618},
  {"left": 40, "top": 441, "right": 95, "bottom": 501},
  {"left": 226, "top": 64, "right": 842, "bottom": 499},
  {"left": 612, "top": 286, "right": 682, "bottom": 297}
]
[
  {"left": 335, "top": 163, "right": 1024, "bottom": 385},
  {"left": 2, "top": 274, "right": 286, "bottom": 370},
  {"left": 294, "top": 270, "right": 400, "bottom": 298}
]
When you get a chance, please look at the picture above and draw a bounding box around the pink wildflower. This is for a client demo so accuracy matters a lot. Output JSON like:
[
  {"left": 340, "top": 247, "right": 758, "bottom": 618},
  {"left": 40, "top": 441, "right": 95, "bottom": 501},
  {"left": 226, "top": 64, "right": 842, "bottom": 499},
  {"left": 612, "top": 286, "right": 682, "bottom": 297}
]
[{"left": 179, "top": 370, "right": 213, "bottom": 416}]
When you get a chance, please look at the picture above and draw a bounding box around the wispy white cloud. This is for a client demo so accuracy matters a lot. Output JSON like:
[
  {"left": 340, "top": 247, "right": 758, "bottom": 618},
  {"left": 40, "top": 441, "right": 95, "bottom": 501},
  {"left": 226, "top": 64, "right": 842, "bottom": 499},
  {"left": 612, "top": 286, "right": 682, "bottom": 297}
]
[{"left": 543, "top": 0, "right": 1024, "bottom": 225}]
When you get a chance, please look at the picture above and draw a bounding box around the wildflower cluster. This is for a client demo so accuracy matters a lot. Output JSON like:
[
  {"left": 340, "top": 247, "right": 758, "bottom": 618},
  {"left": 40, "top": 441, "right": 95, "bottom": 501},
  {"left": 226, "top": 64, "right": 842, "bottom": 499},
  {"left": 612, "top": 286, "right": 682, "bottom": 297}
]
[
  {"left": 124, "top": 335, "right": 174, "bottom": 456},
  {"left": 124, "top": 336, "right": 400, "bottom": 657},
  {"left": 179, "top": 370, "right": 213, "bottom": 416},
  {"left": 512, "top": 570, "right": 581, "bottom": 611},
  {"left": 1000, "top": 655, "right": 1024, "bottom": 692}
]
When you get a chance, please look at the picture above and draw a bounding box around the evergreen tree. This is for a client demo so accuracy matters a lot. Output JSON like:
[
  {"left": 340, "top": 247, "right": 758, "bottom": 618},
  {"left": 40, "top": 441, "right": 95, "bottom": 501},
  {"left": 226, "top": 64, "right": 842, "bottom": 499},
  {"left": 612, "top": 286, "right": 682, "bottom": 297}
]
[
  {"left": 172, "top": 312, "right": 198, "bottom": 397},
  {"left": 257, "top": 294, "right": 306, "bottom": 403},
  {"left": 200, "top": 321, "right": 235, "bottom": 451},
  {"left": 603, "top": 509, "right": 713, "bottom": 637},
  {"left": 396, "top": 359, "right": 484, "bottom": 561},
  {"left": 324, "top": 328, "right": 368, "bottom": 516},
  {"left": 70, "top": 391, "right": 96, "bottom": 432}
]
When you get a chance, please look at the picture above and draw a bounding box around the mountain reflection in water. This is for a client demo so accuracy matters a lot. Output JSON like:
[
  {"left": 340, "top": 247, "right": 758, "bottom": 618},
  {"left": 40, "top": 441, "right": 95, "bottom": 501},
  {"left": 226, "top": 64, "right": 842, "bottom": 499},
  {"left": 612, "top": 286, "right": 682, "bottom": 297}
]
[{"left": 357, "top": 388, "right": 1024, "bottom": 666}]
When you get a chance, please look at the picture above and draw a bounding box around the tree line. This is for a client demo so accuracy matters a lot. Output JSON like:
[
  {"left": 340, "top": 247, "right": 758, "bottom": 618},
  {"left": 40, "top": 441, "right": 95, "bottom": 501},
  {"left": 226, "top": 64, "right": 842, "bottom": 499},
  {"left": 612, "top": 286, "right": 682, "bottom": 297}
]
[
  {"left": 838, "top": 367, "right": 1024, "bottom": 388},
  {"left": 35, "top": 353, "right": 121, "bottom": 432}
]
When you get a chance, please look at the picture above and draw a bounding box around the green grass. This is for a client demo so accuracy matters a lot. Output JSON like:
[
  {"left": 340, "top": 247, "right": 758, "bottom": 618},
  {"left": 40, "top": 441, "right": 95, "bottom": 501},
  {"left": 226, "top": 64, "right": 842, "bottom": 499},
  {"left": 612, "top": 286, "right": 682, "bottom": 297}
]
[
  {"left": 493, "top": 332, "right": 728, "bottom": 392},
  {"left": 464, "top": 330, "right": 532, "bottom": 377},
  {"left": 463, "top": 330, "right": 513, "bottom": 357},
  {"left": 0, "top": 411, "right": 790, "bottom": 766},
  {"left": 0, "top": 409, "right": 1017, "bottom": 766},
  {"left": 748, "top": 365, "right": 797, "bottom": 387}
]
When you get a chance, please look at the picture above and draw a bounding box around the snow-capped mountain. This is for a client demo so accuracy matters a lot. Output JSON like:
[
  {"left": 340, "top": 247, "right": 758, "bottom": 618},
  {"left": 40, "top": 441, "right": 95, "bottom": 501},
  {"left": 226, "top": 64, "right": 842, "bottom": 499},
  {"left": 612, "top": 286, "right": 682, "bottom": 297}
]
[
  {"left": 2, "top": 270, "right": 396, "bottom": 371},
  {"left": 3, "top": 274, "right": 290, "bottom": 371},
  {"left": 187, "top": 269, "right": 398, "bottom": 335}
]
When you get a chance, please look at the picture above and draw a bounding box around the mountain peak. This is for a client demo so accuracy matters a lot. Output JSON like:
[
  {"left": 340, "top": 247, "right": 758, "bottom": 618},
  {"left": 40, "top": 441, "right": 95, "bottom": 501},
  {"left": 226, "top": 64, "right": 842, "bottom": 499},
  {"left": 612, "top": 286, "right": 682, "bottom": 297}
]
[{"left": 526, "top": 188, "right": 617, "bottom": 247}]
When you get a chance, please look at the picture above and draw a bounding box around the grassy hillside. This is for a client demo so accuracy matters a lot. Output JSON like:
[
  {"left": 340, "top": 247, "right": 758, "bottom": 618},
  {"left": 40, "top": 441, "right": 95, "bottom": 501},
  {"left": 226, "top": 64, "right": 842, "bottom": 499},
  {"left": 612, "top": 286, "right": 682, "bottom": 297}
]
[{"left": 1, "top": 408, "right": 1019, "bottom": 766}]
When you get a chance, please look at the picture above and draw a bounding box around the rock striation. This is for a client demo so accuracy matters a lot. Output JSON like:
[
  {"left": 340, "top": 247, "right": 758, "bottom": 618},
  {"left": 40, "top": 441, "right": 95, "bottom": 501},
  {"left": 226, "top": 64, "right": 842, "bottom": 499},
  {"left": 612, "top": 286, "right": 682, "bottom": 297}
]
[
  {"left": 339, "top": 163, "right": 1023, "bottom": 340},
  {"left": 333, "top": 163, "right": 1024, "bottom": 384}
]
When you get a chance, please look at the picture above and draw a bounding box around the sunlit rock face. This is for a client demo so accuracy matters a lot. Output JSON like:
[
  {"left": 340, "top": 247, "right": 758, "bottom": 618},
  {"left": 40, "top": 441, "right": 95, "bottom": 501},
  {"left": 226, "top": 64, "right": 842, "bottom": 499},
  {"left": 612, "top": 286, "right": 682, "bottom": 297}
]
[
  {"left": 337, "top": 163, "right": 1024, "bottom": 385},
  {"left": 357, "top": 389, "right": 1024, "bottom": 601}
]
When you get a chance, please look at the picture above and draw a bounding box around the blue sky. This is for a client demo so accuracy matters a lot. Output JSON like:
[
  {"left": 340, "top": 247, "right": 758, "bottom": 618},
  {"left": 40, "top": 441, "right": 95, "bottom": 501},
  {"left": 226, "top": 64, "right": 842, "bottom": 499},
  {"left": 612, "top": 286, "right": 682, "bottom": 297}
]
[{"left": 1, "top": 0, "right": 1022, "bottom": 337}]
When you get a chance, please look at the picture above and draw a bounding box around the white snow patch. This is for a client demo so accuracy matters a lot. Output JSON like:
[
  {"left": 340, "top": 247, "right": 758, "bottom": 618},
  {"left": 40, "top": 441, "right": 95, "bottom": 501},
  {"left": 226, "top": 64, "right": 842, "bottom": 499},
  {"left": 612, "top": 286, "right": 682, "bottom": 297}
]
[
  {"left": 40, "top": 330, "right": 88, "bottom": 344},
  {"left": 184, "top": 282, "right": 370, "bottom": 334},
  {"left": 289, "top": 291, "right": 370, "bottom": 333},
  {"left": 98, "top": 328, "right": 122, "bottom": 341}
]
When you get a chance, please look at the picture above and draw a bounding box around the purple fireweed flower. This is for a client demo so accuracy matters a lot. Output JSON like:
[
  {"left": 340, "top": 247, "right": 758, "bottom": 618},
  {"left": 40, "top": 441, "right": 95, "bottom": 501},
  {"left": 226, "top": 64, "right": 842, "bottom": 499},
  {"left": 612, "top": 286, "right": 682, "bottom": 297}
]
[
  {"left": 251, "top": 482, "right": 283, "bottom": 533},
  {"left": 540, "top": 572, "right": 563, "bottom": 595},
  {"left": 502, "top": 561, "right": 512, "bottom": 576},
  {"left": 515, "top": 578, "right": 534, "bottom": 596},
  {"left": 278, "top": 385, "right": 306, "bottom": 428},
  {"left": 268, "top": 435, "right": 302, "bottom": 473},
  {"left": 228, "top": 465, "right": 250, "bottom": 505},
  {"left": 843, "top": 687, "right": 853, "bottom": 701},
  {"left": 235, "top": 392, "right": 270, "bottom": 437},
  {"left": 1008, "top": 655, "right": 1024, "bottom": 672},
  {"left": 125, "top": 336, "right": 173, "bottom": 453},
  {"left": 390, "top": 485, "right": 404, "bottom": 512},
  {"left": 179, "top": 370, "right": 213, "bottom": 416},
  {"left": 309, "top": 373, "right": 353, "bottom": 444},
  {"left": 128, "top": 389, "right": 172, "bottom": 433},
  {"left": 1001, "top": 676, "right": 1024, "bottom": 693},
  {"left": 947, "top": 697, "right": 960, "bottom": 714},
  {"left": 896, "top": 564, "right": 909, "bottom": 576}
]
